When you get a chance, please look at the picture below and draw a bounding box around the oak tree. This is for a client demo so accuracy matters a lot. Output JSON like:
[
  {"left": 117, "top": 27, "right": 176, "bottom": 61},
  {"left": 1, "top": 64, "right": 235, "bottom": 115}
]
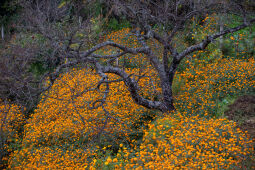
[{"left": 5, "top": 0, "right": 255, "bottom": 113}]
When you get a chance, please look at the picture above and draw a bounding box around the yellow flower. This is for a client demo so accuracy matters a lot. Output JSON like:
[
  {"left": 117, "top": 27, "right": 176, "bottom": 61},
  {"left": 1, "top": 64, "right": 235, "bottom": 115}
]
[
  {"left": 106, "top": 156, "right": 112, "bottom": 163},
  {"left": 113, "top": 158, "right": 118, "bottom": 163}
]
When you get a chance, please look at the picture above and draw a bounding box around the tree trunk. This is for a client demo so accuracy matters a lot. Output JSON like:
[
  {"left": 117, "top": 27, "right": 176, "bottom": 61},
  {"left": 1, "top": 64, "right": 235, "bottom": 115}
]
[
  {"left": 161, "top": 76, "right": 175, "bottom": 112},
  {"left": 1, "top": 25, "right": 4, "bottom": 41},
  {"left": 219, "top": 20, "right": 224, "bottom": 49},
  {"left": 219, "top": 16, "right": 224, "bottom": 50}
]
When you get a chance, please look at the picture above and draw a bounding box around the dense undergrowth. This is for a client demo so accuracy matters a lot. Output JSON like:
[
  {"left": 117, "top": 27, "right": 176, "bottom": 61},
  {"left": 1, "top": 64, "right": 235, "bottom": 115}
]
[
  {"left": 0, "top": 102, "right": 24, "bottom": 169},
  {"left": 5, "top": 56, "right": 255, "bottom": 169},
  {"left": 1, "top": 14, "right": 255, "bottom": 169}
]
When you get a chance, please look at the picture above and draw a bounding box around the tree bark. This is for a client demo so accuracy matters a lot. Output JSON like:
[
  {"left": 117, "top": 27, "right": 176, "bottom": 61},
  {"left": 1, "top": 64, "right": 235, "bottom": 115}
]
[
  {"left": 219, "top": 17, "right": 224, "bottom": 50},
  {"left": 161, "top": 76, "right": 175, "bottom": 112},
  {"left": 1, "top": 25, "right": 4, "bottom": 41}
]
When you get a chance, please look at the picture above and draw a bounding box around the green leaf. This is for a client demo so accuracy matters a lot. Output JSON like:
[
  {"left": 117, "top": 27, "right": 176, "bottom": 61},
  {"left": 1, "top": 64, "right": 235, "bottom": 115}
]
[
  {"left": 70, "top": 43, "right": 79, "bottom": 49},
  {"left": 58, "top": 1, "right": 67, "bottom": 8}
]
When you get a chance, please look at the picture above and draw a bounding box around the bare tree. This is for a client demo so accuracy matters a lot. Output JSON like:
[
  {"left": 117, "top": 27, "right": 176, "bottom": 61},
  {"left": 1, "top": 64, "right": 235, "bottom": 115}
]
[
  {"left": 0, "top": 0, "right": 93, "bottom": 111},
  {"left": 88, "top": 0, "right": 255, "bottom": 112},
  {"left": 7, "top": 0, "right": 255, "bottom": 114}
]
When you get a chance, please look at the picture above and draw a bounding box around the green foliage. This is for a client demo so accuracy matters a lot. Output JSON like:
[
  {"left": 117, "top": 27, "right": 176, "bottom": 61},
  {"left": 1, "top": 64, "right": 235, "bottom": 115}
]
[
  {"left": 3, "top": 9, "right": 255, "bottom": 169},
  {"left": 215, "top": 96, "right": 237, "bottom": 117},
  {"left": 105, "top": 18, "right": 131, "bottom": 31},
  {"left": 0, "top": 0, "right": 20, "bottom": 24},
  {"left": 174, "top": 57, "right": 255, "bottom": 117},
  {"left": 184, "top": 33, "right": 196, "bottom": 46},
  {"left": 29, "top": 61, "right": 48, "bottom": 78}
]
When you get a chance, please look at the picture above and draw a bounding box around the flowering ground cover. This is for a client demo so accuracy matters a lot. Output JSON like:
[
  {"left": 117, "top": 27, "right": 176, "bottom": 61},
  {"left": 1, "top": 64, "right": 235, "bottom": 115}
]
[{"left": 2, "top": 26, "right": 255, "bottom": 169}]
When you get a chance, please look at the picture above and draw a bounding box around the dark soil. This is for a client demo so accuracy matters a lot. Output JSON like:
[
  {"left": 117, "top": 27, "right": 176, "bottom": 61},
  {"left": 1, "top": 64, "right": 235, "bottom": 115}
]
[{"left": 225, "top": 95, "right": 255, "bottom": 139}]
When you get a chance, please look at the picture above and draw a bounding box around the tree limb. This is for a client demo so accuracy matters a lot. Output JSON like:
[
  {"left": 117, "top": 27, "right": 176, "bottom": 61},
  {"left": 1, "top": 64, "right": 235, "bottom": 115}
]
[{"left": 176, "top": 18, "right": 255, "bottom": 62}]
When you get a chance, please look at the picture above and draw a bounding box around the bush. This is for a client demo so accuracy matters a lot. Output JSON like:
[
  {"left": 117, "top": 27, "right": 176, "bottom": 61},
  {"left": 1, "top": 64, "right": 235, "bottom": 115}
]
[
  {"left": 8, "top": 67, "right": 161, "bottom": 168},
  {"left": 98, "top": 112, "right": 254, "bottom": 169},
  {"left": 7, "top": 26, "right": 255, "bottom": 168},
  {"left": 0, "top": 101, "right": 24, "bottom": 169},
  {"left": 174, "top": 57, "right": 255, "bottom": 117}
]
